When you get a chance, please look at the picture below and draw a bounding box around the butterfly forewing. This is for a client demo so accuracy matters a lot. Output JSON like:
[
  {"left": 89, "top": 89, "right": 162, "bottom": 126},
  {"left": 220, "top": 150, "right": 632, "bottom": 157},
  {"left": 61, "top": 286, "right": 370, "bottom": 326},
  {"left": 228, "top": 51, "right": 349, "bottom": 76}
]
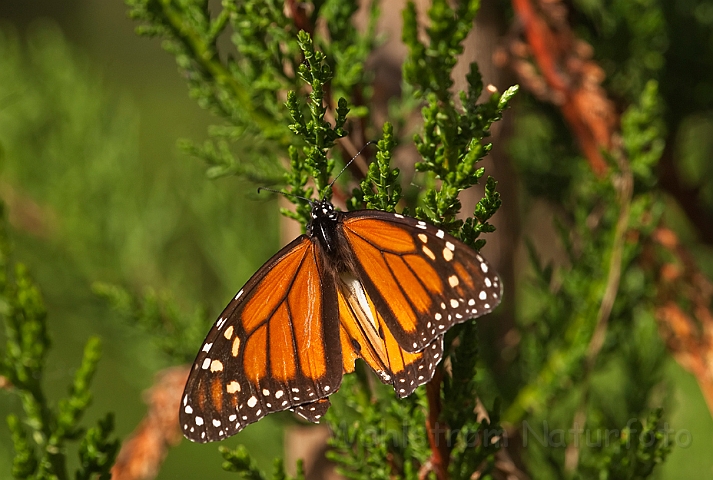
[
  {"left": 180, "top": 236, "right": 342, "bottom": 443},
  {"left": 341, "top": 211, "right": 502, "bottom": 353}
]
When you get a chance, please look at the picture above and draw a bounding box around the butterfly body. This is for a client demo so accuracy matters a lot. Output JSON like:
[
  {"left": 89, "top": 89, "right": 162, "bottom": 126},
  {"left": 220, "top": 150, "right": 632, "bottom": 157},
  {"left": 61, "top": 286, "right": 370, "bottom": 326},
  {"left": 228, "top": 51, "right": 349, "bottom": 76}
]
[
  {"left": 307, "top": 200, "right": 356, "bottom": 273},
  {"left": 181, "top": 199, "right": 502, "bottom": 443}
]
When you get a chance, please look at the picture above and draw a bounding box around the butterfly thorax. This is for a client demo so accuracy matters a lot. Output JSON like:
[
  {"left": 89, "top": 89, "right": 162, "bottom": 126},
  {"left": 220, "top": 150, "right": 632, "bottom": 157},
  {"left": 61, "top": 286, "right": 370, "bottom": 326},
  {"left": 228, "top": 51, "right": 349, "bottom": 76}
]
[
  {"left": 307, "top": 199, "right": 357, "bottom": 274},
  {"left": 307, "top": 199, "right": 340, "bottom": 250}
]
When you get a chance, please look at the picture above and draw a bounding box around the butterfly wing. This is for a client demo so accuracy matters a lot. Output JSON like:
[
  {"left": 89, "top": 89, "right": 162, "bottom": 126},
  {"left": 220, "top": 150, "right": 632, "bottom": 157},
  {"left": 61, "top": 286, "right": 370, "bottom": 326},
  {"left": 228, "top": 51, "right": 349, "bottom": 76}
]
[
  {"left": 289, "top": 273, "right": 446, "bottom": 419},
  {"left": 180, "top": 236, "right": 342, "bottom": 443},
  {"left": 292, "top": 397, "right": 331, "bottom": 423},
  {"left": 340, "top": 210, "right": 502, "bottom": 354},
  {"left": 337, "top": 272, "right": 445, "bottom": 397}
]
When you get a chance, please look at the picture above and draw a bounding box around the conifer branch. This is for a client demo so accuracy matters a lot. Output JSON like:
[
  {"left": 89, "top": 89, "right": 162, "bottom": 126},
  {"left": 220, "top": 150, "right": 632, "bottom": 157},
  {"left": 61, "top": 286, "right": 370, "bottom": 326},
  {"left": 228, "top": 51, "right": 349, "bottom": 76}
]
[{"left": 0, "top": 202, "right": 119, "bottom": 479}]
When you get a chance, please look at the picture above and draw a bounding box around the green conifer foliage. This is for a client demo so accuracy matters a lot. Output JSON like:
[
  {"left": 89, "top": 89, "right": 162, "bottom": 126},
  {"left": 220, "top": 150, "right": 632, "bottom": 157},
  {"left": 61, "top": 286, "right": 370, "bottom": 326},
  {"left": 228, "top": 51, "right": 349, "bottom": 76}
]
[{"left": 3, "top": 0, "right": 707, "bottom": 478}]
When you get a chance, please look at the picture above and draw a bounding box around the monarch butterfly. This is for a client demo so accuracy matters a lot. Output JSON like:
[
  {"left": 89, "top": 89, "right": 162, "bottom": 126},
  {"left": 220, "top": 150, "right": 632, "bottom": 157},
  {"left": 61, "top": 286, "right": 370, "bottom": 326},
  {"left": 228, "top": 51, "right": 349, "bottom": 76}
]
[{"left": 180, "top": 197, "right": 502, "bottom": 443}]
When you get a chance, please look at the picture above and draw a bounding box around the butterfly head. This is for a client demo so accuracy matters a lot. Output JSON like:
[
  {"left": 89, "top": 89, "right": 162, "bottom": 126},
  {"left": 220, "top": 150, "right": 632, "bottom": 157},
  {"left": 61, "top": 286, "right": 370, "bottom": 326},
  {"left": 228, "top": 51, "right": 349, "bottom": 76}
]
[{"left": 310, "top": 198, "right": 338, "bottom": 221}]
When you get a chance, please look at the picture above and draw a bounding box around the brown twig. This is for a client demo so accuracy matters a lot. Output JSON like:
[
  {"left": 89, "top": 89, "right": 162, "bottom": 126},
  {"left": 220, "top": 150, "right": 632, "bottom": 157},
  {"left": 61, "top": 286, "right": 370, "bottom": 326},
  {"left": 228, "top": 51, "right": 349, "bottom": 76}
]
[
  {"left": 493, "top": 447, "right": 531, "bottom": 480},
  {"left": 286, "top": 0, "right": 313, "bottom": 36},
  {"left": 111, "top": 366, "right": 189, "bottom": 480},
  {"left": 658, "top": 141, "right": 713, "bottom": 246},
  {"left": 0, "top": 181, "right": 58, "bottom": 239},
  {"left": 424, "top": 366, "right": 449, "bottom": 480}
]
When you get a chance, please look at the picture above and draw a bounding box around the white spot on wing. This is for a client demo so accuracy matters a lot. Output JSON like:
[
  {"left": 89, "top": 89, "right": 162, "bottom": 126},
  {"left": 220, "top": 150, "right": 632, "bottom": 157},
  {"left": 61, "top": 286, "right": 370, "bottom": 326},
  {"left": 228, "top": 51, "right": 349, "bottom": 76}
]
[
  {"left": 210, "top": 359, "right": 224, "bottom": 372},
  {"left": 223, "top": 325, "right": 234, "bottom": 340},
  {"left": 247, "top": 396, "right": 258, "bottom": 408}
]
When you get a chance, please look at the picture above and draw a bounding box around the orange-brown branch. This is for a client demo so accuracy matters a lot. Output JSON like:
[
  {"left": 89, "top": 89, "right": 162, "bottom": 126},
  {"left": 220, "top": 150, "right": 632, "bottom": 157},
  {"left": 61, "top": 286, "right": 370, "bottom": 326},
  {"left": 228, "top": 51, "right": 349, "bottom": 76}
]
[
  {"left": 111, "top": 366, "right": 189, "bottom": 480},
  {"left": 652, "top": 227, "right": 713, "bottom": 417},
  {"left": 424, "top": 367, "right": 449, "bottom": 480},
  {"left": 510, "top": 0, "right": 614, "bottom": 176}
]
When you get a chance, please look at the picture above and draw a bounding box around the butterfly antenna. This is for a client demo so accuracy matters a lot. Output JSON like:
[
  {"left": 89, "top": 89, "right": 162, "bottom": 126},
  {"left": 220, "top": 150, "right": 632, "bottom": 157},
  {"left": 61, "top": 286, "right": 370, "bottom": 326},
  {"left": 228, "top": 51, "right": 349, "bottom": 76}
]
[
  {"left": 328, "top": 141, "right": 375, "bottom": 190},
  {"left": 257, "top": 187, "right": 312, "bottom": 204},
  {"left": 260, "top": 142, "right": 375, "bottom": 203}
]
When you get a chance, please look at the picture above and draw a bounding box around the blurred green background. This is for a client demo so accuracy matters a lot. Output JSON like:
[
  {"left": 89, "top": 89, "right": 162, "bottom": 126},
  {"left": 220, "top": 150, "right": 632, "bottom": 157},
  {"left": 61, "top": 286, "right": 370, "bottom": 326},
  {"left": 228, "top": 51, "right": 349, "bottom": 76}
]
[
  {"left": 0, "top": 1, "right": 284, "bottom": 478},
  {"left": 0, "top": 1, "right": 712, "bottom": 479}
]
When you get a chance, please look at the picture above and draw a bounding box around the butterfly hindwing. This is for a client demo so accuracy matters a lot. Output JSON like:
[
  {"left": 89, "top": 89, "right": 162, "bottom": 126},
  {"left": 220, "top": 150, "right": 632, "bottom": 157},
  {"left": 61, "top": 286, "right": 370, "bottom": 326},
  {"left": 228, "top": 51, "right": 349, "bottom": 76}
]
[
  {"left": 389, "top": 336, "right": 444, "bottom": 398},
  {"left": 180, "top": 236, "right": 342, "bottom": 443},
  {"left": 340, "top": 210, "right": 502, "bottom": 353},
  {"left": 337, "top": 280, "right": 445, "bottom": 397},
  {"left": 292, "top": 397, "right": 331, "bottom": 423}
]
